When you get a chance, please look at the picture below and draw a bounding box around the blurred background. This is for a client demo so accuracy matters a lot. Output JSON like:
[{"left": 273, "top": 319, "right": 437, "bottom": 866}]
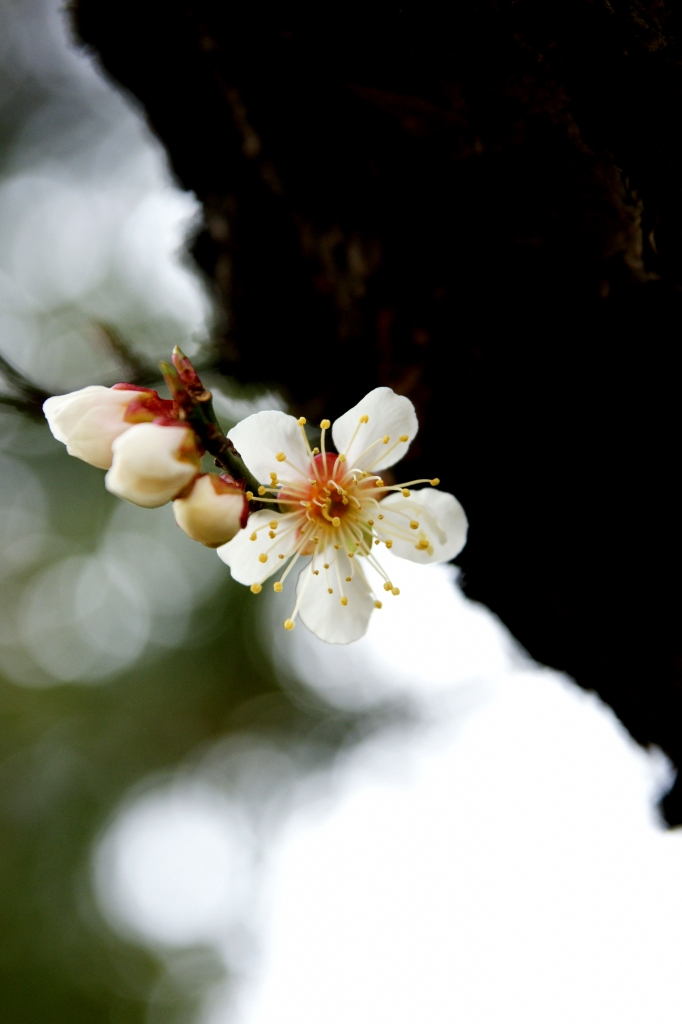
[{"left": 2, "top": 1, "right": 682, "bottom": 1022}]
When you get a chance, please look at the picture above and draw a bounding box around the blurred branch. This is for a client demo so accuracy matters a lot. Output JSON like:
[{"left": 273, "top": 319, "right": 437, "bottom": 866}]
[
  {"left": 0, "top": 326, "right": 162, "bottom": 421},
  {"left": 0, "top": 352, "right": 51, "bottom": 419},
  {"left": 96, "top": 323, "right": 161, "bottom": 386}
]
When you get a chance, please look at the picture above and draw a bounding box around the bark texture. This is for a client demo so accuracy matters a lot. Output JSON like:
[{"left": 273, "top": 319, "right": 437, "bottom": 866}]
[{"left": 73, "top": 0, "right": 682, "bottom": 820}]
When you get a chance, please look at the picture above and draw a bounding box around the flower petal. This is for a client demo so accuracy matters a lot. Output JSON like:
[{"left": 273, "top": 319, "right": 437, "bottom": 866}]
[
  {"left": 105, "top": 423, "right": 200, "bottom": 507},
  {"left": 296, "top": 548, "right": 375, "bottom": 644},
  {"left": 43, "top": 386, "right": 140, "bottom": 469},
  {"left": 216, "top": 510, "right": 299, "bottom": 585},
  {"left": 376, "top": 488, "right": 468, "bottom": 564},
  {"left": 228, "top": 410, "right": 311, "bottom": 486},
  {"left": 331, "top": 387, "right": 418, "bottom": 472},
  {"left": 173, "top": 474, "right": 247, "bottom": 548}
]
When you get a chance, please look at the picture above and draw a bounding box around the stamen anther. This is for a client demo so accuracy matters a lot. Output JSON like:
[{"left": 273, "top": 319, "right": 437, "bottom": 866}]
[
  {"left": 430, "top": 478, "right": 440, "bottom": 486},
  {"left": 320, "top": 419, "right": 331, "bottom": 430},
  {"left": 374, "top": 600, "right": 382, "bottom": 609},
  {"left": 359, "top": 414, "right": 369, "bottom": 423},
  {"left": 410, "top": 520, "right": 419, "bottom": 530},
  {"left": 399, "top": 434, "right": 409, "bottom": 442},
  {"left": 284, "top": 619, "right": 295, "bottom": 630},
  {"left": 250, "top": 583, "right": 262, "bottom": 594},
  {"left": 258, "top": 553, "right": 268, "bottom": 563},
  {"left": 297, "top": 417, "right": 307, "bottom": 426},
  {"left": 274, "top": 582, "right": 283, "bottom": 592},
  {"left": 275, "top": 452, "right": 286, "bottom": 462},
  {"left": 340, "top": 596, "right": 348, "bottom": 606}
]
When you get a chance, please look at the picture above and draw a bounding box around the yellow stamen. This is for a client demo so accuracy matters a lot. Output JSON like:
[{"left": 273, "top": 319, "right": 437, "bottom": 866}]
[
  {"left": 392, "top": 587, "right": 400, "bottom": 596},
  {"left": 258, "top": 553, "right": 268, "bottom": 563},
  {"left": 410, "top": 520, "right": 419, "bottom": 530},
  {"left": 258, "top": 486, "right": 266, "bottom": 496},
  {"left": 416, "top": 539, "right": 430, "bottom": 550},
  {"left": 246, "top": 491, "right": 254, "bottom": 500},
  {"left": 284, "top": 619, "right": 295, "bottom": 630},
  {"left": 383, "top": 581, "right": 393, "bottom": 591},
  {"left": 382, "top": 435, "right": 390, "bottom": 444},
  {"left": 360, "top": 414, "right": 369, "bottom": 423},
  {"left": 402, "top": 488, "right": 411, "bottom": 497},
  {"left": 399, "top": 434, "right": 409, "bottom": 442},
  {"left": 278, "top": 553, "right": 285, "bottom": 559},
  {"left": 269, "top": 531, "right": 276, "bottom": 538},
  {"left": 374, "top": 600, "right": 382, "bottom": 609},
  {"left": 328, "top": 587, "right": 333, "bottom": 594},
  {"left": 297, "top": 416, "right": 307, "bottom": 426},
  {"left": 346, "top": 576, "right": 352, "bottom": 582},
  {"left": 275, "top": 452, "right": 286, "bottom": 462},
  {"left": 340, "top": 596, "right": 348, "bottom": 606},
  {"left": 250, "top": 583, "right": 262, "bottom": 594},
  {"left": 385, "top": 540, "right": 393, "bottom": 549},
  {"left": 250, "top": 532, "right": 257, "bottom": 541},
  {"left": 320, "top": 419, "right": 331, "bottom": 429},
  {"left": 332, "top": 517, "right": 341, "bottom": 527},
  {"left": 274, "top": 581, "right": 283, "bottom": 592},
  {"left": 270, "top": 520, "right": 278, "bottom": 529},
  {"left": 430, "top": 478, "right": 440, "bottom": 486}
]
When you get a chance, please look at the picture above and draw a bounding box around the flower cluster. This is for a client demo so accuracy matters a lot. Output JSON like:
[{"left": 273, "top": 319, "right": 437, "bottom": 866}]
[
  {"left": 43, "top": 359, "right": 249, "bottom": 549},
  {"left": 43, "top": 350, "right": 468, "bottom": 644}
]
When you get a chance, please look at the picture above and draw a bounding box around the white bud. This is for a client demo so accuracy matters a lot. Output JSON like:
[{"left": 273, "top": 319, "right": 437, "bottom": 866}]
[
  {"left": 173, "top": 473, "right": 248, "bottom": 547},
  {"left": 105, "top": 423, "right": 201, "bottom": 508},
  {"left": 43, "top": 386, "right": 143, "bottom": 469}
]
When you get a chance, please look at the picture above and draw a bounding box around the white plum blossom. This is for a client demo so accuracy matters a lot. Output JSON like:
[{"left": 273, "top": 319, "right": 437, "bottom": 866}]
[
  {"left": 217, "top": 387, "right": 468, "bottom": 643},
  {"left": 43, "top": 385, "right": 145, "bottom": 469},
  {"left": 173, "top": 473, "right": 248, "bottom": 547},
  {"left": 105, "top": 422, "right": 201, "bottom": 508}
]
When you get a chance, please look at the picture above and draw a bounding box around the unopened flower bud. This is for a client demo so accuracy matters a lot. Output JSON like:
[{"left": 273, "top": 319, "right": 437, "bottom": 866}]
[
  {"left": 43, "top": 385, "right": 145, "bottom": 469},
  {"left": 105, "top": 423, "right": 201, "bottom": 508},
  {"left": 173, "top": 473, "right": 249, "bottom": 547}
]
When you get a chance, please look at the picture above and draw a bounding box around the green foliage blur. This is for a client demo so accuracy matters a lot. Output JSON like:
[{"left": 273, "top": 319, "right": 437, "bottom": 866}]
[{"left": 0, "top": 408, "right": 354, "bottom": 1022}]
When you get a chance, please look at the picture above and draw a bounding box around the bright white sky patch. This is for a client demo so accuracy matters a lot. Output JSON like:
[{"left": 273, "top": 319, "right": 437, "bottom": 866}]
[
  {"left": 96, "top": 554, "right": 682, "bottom": 1024},
  {"left": 227, "top": 669, "right": 679, "bottom": 1024},
  {"left": 94, "top": 782, "right": 254, "bottom": 949}
]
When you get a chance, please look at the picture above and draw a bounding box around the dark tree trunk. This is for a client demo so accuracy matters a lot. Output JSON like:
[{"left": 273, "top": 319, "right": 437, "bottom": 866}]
[{"left": 73, "top": 0, "right": 682, "bottom": 821}]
